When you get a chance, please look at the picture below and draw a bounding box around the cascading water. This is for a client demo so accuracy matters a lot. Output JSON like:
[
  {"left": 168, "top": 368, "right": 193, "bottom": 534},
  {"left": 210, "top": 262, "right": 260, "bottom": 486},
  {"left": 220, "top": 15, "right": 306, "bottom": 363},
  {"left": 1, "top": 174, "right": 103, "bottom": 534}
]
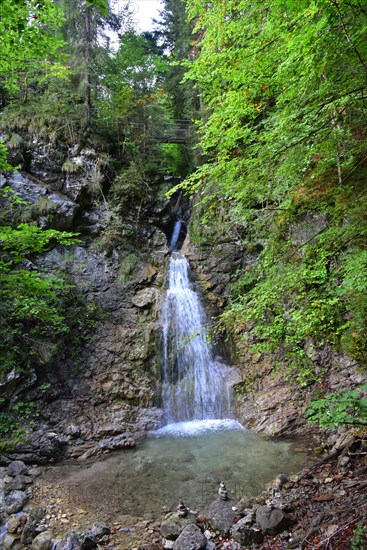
[{"left": 161, "top": 221, "right": 232, "bottom": 425}]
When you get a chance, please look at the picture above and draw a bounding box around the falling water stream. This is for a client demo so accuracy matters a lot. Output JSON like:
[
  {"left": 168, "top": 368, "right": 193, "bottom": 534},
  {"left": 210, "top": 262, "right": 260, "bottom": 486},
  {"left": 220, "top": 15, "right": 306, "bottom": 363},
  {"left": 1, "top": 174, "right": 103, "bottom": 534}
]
[
  {"left": 34, "top": 221, "right": 308, "bottom": 522},
  {"left": 161, "top": 252, "right": 232, "bottom": 424}
]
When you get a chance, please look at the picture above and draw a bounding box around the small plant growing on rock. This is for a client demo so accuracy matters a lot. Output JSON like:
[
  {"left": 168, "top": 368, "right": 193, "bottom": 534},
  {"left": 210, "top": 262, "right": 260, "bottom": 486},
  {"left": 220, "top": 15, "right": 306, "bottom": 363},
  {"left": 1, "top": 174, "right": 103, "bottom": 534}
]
[{"left": 306, "top": 385, "right": 367, "bottom": 428}]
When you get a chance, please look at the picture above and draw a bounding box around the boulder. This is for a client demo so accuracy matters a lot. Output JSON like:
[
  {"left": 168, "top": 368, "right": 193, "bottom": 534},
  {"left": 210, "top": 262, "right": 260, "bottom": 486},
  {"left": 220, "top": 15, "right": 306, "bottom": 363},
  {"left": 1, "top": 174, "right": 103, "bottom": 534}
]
[
  {"left": 7, "top": 513, "right": 28, "bottom": 534},
  {"left": 90, "top": 522, "right": 110, "bottom": 539},
  {"left": 160, "top": 512, "right": 196, "bottom": 541},
  {"left": 31, "top": 531, "right": 53, "bottom": 550},
  {"left": 1, "top": 533, "right": 22, "bottom": 549},
  {"left": 4, "top": 474, "right": 33, "bottom": 493},
  {"left": 208, "top": 497, "right": 237, "bottom": 534},
  {"left": 255, "top": 506, "right": 290, "bottom": 535},
  {"left": 7, "top": 461, "right": 28, "bottom": 477},
  {"left": 21, "top": 507, "right": 45, "bottom": 545},
  {"left": 12, "top": 431, "right": 68, "bottom": 464},
  {"left": 231, "top": 518, "right": 264, "bottom": 546},
  {"left": 4, "top": 490, "right": 28, "bottom": 514},
  {"left": 172, "top": 524, "right": 206, "bottom": 550},
  {"left": 55, "top": 531, "right": 97, "bottom": 550}
]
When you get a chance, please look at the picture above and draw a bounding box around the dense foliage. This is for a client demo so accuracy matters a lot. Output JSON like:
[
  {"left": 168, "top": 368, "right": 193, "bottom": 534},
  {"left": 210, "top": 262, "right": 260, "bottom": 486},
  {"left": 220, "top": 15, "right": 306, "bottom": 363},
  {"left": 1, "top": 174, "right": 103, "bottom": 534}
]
[
  {"left": 173, "top": 0, "right": 367, "bottom": 415},
  {"left": 0, "top": 189, "right": 82, "bottom": 379}
]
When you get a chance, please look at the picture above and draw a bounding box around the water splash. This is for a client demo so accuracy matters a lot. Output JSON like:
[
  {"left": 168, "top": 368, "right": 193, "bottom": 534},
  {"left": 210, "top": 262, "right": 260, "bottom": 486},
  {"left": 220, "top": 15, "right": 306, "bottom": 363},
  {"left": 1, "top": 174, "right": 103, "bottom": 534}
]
[
  {"left": 161, "top": 249, "right": 232, "bottom": 423},
  {"left": 152, "top": 419, "right": 244, "bottom": 437}
]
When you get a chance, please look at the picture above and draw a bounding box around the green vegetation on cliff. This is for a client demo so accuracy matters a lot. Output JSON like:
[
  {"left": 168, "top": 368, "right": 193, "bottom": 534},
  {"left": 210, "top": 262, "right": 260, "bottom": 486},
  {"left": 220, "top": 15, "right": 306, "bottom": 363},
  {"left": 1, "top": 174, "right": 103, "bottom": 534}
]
[
  {"left": 0, "top": 189, "right": 82, "bottom": 378},
  {"left": 172, "top": 0, "right": 367, "bottom": 422}
]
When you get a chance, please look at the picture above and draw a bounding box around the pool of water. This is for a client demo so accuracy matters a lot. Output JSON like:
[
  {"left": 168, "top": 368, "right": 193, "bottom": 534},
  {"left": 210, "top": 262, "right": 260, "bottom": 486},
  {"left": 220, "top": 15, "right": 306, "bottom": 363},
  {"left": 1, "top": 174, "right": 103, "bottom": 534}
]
[{"left": 38, "top": 421, "right": 307, "bottom": 518}]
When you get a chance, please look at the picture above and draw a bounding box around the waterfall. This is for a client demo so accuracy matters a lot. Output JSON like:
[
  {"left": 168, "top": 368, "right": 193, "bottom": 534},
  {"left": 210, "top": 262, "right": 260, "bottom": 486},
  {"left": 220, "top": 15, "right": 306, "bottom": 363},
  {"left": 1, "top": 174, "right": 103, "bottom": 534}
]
[
  {"left": 169, "top": 219, "right": 182, "bottom": 252},
  {"left": 161, "top": 224, "right": 231, "bottom": 424}
]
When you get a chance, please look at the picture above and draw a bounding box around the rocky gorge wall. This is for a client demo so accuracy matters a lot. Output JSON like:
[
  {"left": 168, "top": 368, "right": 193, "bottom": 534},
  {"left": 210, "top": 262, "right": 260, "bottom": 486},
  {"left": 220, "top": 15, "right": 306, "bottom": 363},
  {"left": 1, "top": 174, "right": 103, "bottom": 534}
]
[{"left": 0, "top": 134, "right": 184, "bottom": 465}]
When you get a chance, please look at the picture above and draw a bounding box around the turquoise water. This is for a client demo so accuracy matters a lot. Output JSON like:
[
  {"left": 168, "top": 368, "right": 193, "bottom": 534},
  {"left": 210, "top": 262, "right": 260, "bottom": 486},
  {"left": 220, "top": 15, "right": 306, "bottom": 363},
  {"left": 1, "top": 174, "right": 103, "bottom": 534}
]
[{"left": 39, "top": 422, "right": 307, "bottom": 518}]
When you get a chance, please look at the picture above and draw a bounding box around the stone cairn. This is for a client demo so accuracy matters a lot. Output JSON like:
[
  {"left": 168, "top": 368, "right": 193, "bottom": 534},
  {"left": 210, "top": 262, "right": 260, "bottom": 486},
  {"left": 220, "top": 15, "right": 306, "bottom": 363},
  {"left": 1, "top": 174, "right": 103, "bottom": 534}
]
[
  {"left": 218, "top": 481, "right": 228, "bottom": 501},
  {"left": 176, "top": 498, "right": 189, "bottom": 518}
]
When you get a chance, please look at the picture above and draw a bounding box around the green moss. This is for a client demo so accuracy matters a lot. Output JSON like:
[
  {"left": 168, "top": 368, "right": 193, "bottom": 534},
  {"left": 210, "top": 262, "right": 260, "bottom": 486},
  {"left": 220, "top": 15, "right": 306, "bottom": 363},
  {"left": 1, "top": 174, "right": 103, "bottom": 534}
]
[
  {"left": 6, "top": 133, "right": 24, "bottom": 150},
  {"left": 118, "top": 253, "right": 139, "bottom": 284},
  {"left": 20, "top": 197, "right": 58, "bottom": 223},
  {"left": 62, "top": 159, "right": 82, "bottom": 173}
]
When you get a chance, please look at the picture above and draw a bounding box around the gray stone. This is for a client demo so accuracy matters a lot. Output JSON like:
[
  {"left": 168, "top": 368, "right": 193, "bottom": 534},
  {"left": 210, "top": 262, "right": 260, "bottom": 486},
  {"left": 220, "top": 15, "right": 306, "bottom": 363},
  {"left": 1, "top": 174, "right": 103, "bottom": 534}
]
[
  {"left": 231, "top": 518, "right": 264, "bottom": 546},
  {"left": 21, "top": 507, "right": 45, "bottom": 545},
  {"left": 208, "top": 497, "right": 237, "bottom": 534},
  {"left": 172, "top": 524, "right": 206, "bottom": 550},
  {"left": 221, "top": 542, "right": 242, "bottom": 550},
  {"left": 5, "top": 172, "right": 79, "bottom": 230},
  {"left": 255, "top": 506, "right": 290, "bottom": 535},
  {"left": 4, "top": 490, "right": 28, "bottom": 514},
  {"left": 160, "top": 512, "right": 196, "bottom": 541},
  {"left": 13, "top": 431, "right": 68, "bottom": 464},
  {"left": 55, "top": 531, "right": 98, "bottom": 550},
  {"left": 31, "top": 531, "right": 53, "bottom": 550},
  {"left": 7, "top": 513, "right": 28, "bottom": 534},
  {"left": 131, "top": 288, "right": 157, "bottom": 308},
  {"left": 7, "top": 461, "right": 28, "bottom": 477},
  {"left": 90, "top": 522, "right": 110, "bottom": 539},
  {"left": 4, "top": 474, "right": 33, "bottom": 494},
  {"left": 98, "top": 434, "right": 135, "bottom": 451},
  {"left": 55, "top": 532, "right": 81, "bottom": 550},
  {"left": 95, "top": 424, "right": 125, "bottom": 437},
  {"left": 64, "top": 424, "right": 81, "bottom": 438},
  {"left": 1, "top": 533, "right": 22, "bottom": 549},
  {"left": 274, "top": 474, "right": 288, "bottom": 490}
]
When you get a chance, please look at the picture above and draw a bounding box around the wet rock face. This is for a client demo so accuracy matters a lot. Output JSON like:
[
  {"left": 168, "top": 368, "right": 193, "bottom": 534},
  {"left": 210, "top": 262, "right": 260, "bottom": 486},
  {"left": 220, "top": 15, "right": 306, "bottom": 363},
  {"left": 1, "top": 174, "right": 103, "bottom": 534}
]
[
  {"left": 28, "top": 236, "right": 167, "bottom": 460},
  {"left": 183, "top": 236, "right": 246, "bottom": 308}
]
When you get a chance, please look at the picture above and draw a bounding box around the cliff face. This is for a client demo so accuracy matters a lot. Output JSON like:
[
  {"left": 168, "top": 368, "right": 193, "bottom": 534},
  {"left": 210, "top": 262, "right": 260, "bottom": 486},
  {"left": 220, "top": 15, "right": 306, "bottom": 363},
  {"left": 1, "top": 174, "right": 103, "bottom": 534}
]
[
  {"left": 0, "top": 134, "right": 181, "bottom": 463},
  {"left": 183, "top": 212, "right": 365, "bottom": 440}
]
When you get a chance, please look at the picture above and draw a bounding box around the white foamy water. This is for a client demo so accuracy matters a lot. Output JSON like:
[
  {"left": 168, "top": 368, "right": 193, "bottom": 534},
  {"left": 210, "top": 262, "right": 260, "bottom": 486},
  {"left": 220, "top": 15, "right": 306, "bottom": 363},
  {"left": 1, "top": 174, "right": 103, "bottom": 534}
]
[
  {"left": 151, "top": 419, "right": 245, "bottom": 437},
  {"left": 162, "top": 248, "right": 231, "bottom": 423}
]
